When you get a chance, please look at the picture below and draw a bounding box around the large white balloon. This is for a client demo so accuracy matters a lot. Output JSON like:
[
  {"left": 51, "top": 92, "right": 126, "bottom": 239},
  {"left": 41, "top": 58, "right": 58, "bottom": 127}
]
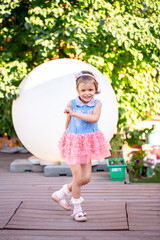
[{"left": 12, "top": 59, "right": 118, "bottom": 162}]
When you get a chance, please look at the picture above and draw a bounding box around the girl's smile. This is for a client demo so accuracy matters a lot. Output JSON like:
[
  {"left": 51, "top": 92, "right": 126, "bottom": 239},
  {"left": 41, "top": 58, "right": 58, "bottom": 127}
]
[{"left": 77, "top": 82, "right": 96, "bottom": 104}]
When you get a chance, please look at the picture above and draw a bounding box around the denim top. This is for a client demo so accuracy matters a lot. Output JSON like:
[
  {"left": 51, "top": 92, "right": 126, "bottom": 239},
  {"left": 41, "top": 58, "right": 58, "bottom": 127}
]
[{"left": 67, "top": 97, "right": 99, "bottom": 134}]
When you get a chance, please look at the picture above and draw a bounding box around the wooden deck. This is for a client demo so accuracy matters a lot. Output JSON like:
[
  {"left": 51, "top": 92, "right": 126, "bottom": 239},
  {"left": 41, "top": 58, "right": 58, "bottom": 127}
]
[{"left": 0, "top": 152, "right": 160, "bottom": 240}]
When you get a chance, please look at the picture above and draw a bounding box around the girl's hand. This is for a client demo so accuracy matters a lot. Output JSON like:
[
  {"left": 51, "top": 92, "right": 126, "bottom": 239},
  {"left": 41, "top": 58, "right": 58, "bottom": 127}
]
[{"left": 64, "top": 108, "right": 72, "bottom": 115}]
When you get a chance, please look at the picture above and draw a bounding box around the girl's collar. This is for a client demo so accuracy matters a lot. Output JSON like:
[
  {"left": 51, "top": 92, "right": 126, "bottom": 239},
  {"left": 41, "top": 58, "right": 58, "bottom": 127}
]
[{"left": 75, "top": 97, "right": 95, "bottom": 107}]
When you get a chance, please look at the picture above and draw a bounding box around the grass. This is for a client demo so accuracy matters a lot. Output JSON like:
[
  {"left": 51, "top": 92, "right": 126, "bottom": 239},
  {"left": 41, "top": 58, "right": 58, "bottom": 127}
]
[{"left": 129, "top": 173, "right": 160, "bottom": 183}]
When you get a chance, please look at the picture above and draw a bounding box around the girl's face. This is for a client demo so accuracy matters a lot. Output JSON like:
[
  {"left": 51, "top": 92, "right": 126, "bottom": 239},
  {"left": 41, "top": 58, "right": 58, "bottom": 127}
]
[{"left": 77, "top": 81, "right": 96, "bottom": 104}]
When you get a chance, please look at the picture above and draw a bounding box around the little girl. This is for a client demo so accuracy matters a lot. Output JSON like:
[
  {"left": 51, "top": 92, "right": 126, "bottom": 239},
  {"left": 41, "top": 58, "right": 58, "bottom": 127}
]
[{"left": 51, "top": 71, "right": 111, "bottom": 222}]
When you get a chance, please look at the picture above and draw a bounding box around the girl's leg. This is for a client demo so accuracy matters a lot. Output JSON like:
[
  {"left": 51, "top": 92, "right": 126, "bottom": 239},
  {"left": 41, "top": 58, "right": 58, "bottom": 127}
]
[
  {"left": 69, "top": 164, "right": 83, "bottom": 199},
  {"left": 51, "top": 164, "right": 84, "bottom": 211},
  {"left": 81, "top": 160, "right": 92, "bottom": 186},
  {"left": 51, "top": 161, "right": 91, "bottom": 218},
  {"left": 69, "top": 164, "right": 87, "bottom": 221},
  {"left": 69, "top": 162, "right": 91, "bottom": 222},
  {"left": 67, "top": 160, "right": 91, "bottom": 192}
]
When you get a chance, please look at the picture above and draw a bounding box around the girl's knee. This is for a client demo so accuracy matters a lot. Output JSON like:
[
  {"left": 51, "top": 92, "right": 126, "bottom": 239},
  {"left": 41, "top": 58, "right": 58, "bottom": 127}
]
[
  {"left": 83, "top": 175, "right": 91, "bottom": 185},
  {"left": 74, "top": 176, "right": 83, "bottom": 186}
]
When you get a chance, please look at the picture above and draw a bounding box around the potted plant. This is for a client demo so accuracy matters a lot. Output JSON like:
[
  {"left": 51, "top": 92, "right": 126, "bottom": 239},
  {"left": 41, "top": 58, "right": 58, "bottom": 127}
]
[
  {"left": 124, "top": 126, "right": 154, "bottom": 148},
  {"left": 122, "top": 126, "right": 154, "bottom": 163},
  {"left": 107, "top": 134, "right": 127, "bottom": 181},
  {"left": 107, "top": 158, "right": 127, "bottom": 181},
  {"left": 127, "top": 150, "right": 147, "bottom": 181},
  {"left": 109, "top": 133, "right": 124, "bottom": 158}
]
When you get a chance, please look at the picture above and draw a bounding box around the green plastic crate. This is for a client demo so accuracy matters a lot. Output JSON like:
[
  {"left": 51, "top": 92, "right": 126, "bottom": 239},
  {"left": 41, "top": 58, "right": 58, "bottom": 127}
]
[{"left": 107, "top": 158, "right": 127, "bottom": 181}]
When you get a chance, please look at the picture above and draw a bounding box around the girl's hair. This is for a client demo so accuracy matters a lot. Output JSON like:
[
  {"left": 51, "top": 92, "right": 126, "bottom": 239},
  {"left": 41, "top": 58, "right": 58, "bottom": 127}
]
[{"left": 76, "top": 71, "right": 100, "bottom": 94}]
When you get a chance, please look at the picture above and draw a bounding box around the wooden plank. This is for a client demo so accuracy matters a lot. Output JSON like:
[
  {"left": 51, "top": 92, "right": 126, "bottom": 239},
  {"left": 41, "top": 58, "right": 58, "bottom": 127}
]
[
  {"left": 1, "top": 152, "right": 160, "bottom": 237},
  {"left": 0, "top": 230, "right": 160, "bottom": 240},
  {"left": 127, "top": 201, "right": 160, "bottom": 231},
  {"left": 5, "top": 200, "right": 128, "bottom": 230}
]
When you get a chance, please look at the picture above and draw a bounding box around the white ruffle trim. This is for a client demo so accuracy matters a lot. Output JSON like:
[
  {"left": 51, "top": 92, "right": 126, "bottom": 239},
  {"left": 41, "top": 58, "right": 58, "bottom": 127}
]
[
  {"left": 62, "top": 184, "right": 71, "bottom": 196},
  {"left": 70, "top": 197, "right": 84, "bottom": 205}
]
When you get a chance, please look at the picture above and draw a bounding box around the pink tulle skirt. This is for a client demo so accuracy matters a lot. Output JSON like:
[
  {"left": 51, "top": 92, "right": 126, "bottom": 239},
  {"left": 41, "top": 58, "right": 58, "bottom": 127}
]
[{"left": 58, "top": 130, "right": 111, "bottom": 165}]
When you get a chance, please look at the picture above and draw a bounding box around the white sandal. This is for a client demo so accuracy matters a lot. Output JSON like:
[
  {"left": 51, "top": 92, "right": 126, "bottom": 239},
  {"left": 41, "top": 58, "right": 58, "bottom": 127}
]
[
  {"left": 72, "top": 211, "right": 87, "bottom": 222},
  {"left": 51, "top": 191, "right": 71, "bottom": 211}
]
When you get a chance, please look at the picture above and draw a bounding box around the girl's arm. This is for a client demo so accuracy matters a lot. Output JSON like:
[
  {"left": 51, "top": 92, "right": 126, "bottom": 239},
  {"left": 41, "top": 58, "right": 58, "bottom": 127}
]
[
  {"left": 65, "top": 101, "right": 102, "bottom": 123},
  {"left": 65, "top": 101, "right": 71, "bottom": 129}
]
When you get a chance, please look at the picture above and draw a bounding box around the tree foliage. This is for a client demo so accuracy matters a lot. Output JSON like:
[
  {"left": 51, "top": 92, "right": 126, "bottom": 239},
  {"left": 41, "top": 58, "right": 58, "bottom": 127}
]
[{"left": 0, "top": 0, "right": 160, "bottom": 136}]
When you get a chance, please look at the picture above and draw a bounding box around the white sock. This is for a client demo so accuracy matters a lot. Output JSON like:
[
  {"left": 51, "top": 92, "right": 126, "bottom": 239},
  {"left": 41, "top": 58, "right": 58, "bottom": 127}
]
[
  {"left": 56, "top": 184, "right": 71, "bottom": 200},
  {"left": 63, "top": 184, "right": 71, "bottom": 196},
  {"left": 71, "top": 197, "right": 84, "bottom": 215},
  {"left": 73, "top": 203, "right": 82, "bottom": 215}
]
